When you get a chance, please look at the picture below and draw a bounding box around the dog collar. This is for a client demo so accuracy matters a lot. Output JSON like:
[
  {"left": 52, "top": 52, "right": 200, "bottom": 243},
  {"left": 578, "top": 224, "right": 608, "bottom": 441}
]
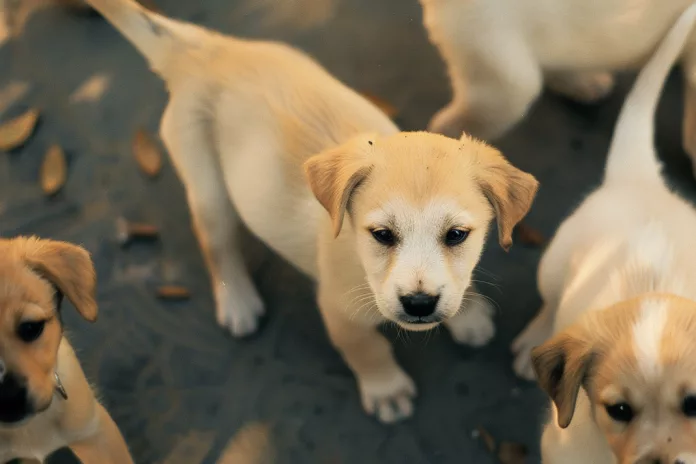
[{"left": 54, "top": 372, "right": 68, "bottom": 400}]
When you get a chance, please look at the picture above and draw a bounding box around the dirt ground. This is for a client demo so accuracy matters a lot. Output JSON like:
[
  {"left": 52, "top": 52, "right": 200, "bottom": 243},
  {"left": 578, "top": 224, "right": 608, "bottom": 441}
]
[{"left": 1, "top": 0, "right": 694, "bottom": 462}]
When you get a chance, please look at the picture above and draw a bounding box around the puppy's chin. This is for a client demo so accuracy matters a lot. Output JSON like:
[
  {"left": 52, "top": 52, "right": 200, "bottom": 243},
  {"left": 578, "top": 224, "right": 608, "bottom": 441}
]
[
  {"left": 394, "top": 320, "right": 441, "bottom": 332},
  {"left": 376, "top": 308, "right": 444, "bottom": 331}
]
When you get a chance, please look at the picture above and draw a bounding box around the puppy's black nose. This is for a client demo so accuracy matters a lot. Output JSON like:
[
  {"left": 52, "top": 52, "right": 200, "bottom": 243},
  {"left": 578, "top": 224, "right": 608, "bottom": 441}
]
[
  {"left": 0, "top": 372, "right": 31, "bottom": 423},
  {"left": 0, "top": 373, "right": 27, "bottom": 399},
  {"left": 399, "top": 292, "right": 440, "bottom": 318}
]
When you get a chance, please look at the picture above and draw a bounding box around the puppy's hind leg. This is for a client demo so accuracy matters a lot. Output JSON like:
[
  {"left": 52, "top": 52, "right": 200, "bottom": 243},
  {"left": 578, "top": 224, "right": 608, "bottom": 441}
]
[
  {"left": 161, "top": 96, "right": 264, "bottom": 337},
  {"left": 427, "top": 29, "right": 542, "bottom": 139}
]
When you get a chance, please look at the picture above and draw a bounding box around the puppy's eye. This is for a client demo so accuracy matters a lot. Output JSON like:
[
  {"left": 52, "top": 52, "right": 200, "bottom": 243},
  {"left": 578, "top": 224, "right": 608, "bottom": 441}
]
[
  {"left": 604, "top": 402, "right": 634, "bottom": 423},
  {"left": 682, "top": 395, "right": 696, "bottom": 417},
  {"left": 17, "top": 321, "right": 46, "bottom": 343},
  {"left": 444, "top": 228, "right": 470, "bottom": 246},
  {"left": 371, "top": 228, "right": 396, "bottom": 246}
]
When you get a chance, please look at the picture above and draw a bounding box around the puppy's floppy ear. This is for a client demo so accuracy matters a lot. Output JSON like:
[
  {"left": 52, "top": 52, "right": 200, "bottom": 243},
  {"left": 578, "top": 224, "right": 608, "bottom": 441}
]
[
  {"left": 304, "top": 133, "right": 376, "bottom": 237},
  {"left": 17, "top": 237, "right": 98, "bottom": 322},
  {"left": 473, "top": 143, "right": 539, "bottom": 251},
  {"left": 531, "top": 327, "right": 594, "bottom": 429}
]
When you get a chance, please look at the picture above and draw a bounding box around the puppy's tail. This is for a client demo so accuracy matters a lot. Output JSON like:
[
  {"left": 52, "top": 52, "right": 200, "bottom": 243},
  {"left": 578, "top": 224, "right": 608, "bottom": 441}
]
[
  {"left": 83, "top": 0, "right": 203, "bottom": 78},
  {"left": 604, "top": 1, "right": 696, "bottom": 186}
]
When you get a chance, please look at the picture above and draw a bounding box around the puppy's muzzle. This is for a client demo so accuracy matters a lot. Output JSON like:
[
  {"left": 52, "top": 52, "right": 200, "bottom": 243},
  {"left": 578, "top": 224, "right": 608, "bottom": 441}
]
[
  {"left": 398, "top": 292, "right": 441, "bottom": 323},
  {"left": 0, "top": 372, "right": 33, "bottom": 424}
]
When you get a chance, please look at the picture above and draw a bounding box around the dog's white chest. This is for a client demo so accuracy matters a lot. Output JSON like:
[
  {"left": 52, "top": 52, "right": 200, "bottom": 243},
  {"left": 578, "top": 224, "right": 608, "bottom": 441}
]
[{"left": 0, "top": 411, "right": 69, "bottom": 461}]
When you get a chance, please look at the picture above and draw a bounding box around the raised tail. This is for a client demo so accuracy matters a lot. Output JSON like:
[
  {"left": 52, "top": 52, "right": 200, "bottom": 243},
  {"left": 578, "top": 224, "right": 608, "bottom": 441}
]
[
  {"left": 83, "top": 0, "right": 203, "bottom": 77},
  {"left": 604, "top": 1, "right": 696, "bottom": 186}
]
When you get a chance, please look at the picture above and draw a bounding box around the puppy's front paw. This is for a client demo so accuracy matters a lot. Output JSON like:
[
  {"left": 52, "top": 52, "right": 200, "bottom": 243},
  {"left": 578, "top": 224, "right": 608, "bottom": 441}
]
[
  {"left": 446, "top": 295, "right": 495, "bottom": 347},
  {"left": 359, "top": 369, "right": 416, "bottom": 424},
  {"left": 511, "top": 308, "right": 553, "bottom": 381},
  {"left": 215, "top": 282, "right": 265, "bottom": 337}
]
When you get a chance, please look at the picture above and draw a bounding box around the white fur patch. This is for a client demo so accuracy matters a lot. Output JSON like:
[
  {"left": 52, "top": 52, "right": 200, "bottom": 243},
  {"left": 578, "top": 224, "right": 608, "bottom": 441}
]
[
  {"left": 632, "top": 298, "right": 668, "bottom": 379},
  {"left": 676, "top": 452, "right": 696, "bottom": 464}
]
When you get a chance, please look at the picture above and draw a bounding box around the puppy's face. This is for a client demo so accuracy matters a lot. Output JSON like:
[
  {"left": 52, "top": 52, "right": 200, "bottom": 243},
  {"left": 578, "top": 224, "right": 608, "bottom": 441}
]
[
  {"left": 0, "top": 237, "right": 96, "bottom": 425},
  {"left": 533, "top": 295, "right": 696, "bottom": 464},
  {"left": 305, "top": 132, "right": 538, "bottom": 329}
]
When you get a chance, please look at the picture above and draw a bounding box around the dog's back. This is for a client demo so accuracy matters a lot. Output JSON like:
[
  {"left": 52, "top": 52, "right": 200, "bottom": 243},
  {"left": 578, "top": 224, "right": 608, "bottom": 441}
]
[
  {"left": 84, "top": 0, "right": 397, "bottom": 159},
  {"left": 540, "top": 2, "right": 696, "bottom": 332}
]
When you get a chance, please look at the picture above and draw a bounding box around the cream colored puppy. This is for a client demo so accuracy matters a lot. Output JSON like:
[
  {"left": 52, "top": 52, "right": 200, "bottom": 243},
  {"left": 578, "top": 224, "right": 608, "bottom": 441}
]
[
  {"left": 0, "top": 237, "right": 133, "bottom": 463},
  {"left": 420, "top": 0, "right": 696, "bottom": 175},
  {"left": 83, "top": 0, "right": 538, "bottom": 422},
  {"left": 513, "top": 4, "right": 696, "bottom": 462}
]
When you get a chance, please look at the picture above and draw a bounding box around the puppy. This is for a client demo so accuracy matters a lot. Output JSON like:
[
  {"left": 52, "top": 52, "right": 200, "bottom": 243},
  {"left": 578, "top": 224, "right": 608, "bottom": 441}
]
[
  {"left": 0, "top": 236, "right": 133, "bottom": 463},
  {"left": 419, "top": 0, "right": 696, "bottom": 175},
  {"left": 512, "top": 4, "right": 696, "bottom": 462},
  {"left": 83, "top": 0, "right": 538, "bottom": 422}
]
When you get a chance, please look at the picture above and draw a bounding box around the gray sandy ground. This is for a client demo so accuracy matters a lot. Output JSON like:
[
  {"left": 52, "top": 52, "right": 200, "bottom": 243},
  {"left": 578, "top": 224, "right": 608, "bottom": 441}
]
[{"left": 0, "top": 0, "right": 694, "bottom": 462}]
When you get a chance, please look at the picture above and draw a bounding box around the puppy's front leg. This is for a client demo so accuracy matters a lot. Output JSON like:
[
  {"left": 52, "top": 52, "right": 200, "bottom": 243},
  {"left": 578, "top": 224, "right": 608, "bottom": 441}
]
[
  {"left": 446, "top": 286, "right": 495, "bottom": 347},
  {"left": 69, "top": 404, "right": 134, "bottom": 464},
  {"left": 319, "top": 292, "right": 416, "bottom": 424}
]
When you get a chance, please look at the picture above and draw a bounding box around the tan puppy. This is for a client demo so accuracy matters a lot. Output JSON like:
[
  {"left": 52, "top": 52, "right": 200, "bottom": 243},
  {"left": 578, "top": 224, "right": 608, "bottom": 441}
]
[
  {"left": 83, "top": 0, "right": 538, "bottom": 422},
  {"left": 0, "top": 236, "right": 133, "bottom": 463},
  {"left": 513, "top": 4, "right": 696, "bottom": 462},
  {"left": 420, "top": 0, "right": 696, "bottom": 175}
]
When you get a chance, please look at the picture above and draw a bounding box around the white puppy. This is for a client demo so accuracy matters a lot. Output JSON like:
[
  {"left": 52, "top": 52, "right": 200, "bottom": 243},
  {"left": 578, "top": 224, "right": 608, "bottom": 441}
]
[
  {"left": 513, "top": 3, "right": 696, "bottom": 462},
  {"left": 83, "top": 0, "right": 538, "bottom": 423},
  {"left": 419, "top": 0, "right": 696, "bottom": 175}
]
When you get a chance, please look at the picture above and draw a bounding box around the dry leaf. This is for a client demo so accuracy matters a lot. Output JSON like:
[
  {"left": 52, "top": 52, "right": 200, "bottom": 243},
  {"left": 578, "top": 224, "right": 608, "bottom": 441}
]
[
  {"left": 516, "top": 222, "right": 546, "bottom": 248},
  {"left": 0, "top": 108, "right": 39, "bottom": 151},
  {"left": 217, "top": 422, "right": 274, "bottom": 464},
  {"left": 361, "top": 92, "right": 398, "bottom": 118},
  {"left": 161, "top": 430, "right": 216, "bottom": 464},
  {"left": 116, "top": 217, "right": 159, "bottom": 245},
  {"left": 156, "top": 285, "right": 190, "bottom": 300},
  {"left": 498, "top": 442, "right": 528, "bottom": 464},
  {"left": 132, "top": 128, "right": 162, "bottom": 177},
  {"left": 128, "top": 223, "right": 159, "bottom": 238},
  {"left": 476, "top": 426, "right": 496, "bottom": 453},
  {"left": 40, "top": 144, "right": 67, "bottom": 196}
]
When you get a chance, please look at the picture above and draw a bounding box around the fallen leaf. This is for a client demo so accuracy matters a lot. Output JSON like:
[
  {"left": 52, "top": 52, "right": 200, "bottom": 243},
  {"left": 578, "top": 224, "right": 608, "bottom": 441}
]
[
  {"left": 361, "top": 92, "right": 398, "bottom": 118},
  {"left": 156, "top": 285, "right": 190, "bottom": 300},
  {"left": 132, "top": 128, "right": 162, "bottom": 177},
  {"left": 40, "top": 144, "right": 67, "bottom": 196},
  {"left": 0, "top": 108, "right": 39, "bottom": 151},
  {"left": 161, "top": 430, "right": 215, "bottom": 464},
  {"left": 217, "top": 422, "right": 274, "bottom": 464},
  {"left": 516, "top": 222, "right": 546, "bottom": 248},
  {"left": 70, "top": 73, "right": 110, "bottom": 103},
  {"left": 116, "top": 217, "right": 160, "bottom": 245},
  {"left": 128, "top": 223, "right": 159, "bottom": 238},
  {"left": 498, "top": 441, "right": 528, "bottom": 464},
  {"left": 476, "top": 426, "right": 496, "bottom": 453}
]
